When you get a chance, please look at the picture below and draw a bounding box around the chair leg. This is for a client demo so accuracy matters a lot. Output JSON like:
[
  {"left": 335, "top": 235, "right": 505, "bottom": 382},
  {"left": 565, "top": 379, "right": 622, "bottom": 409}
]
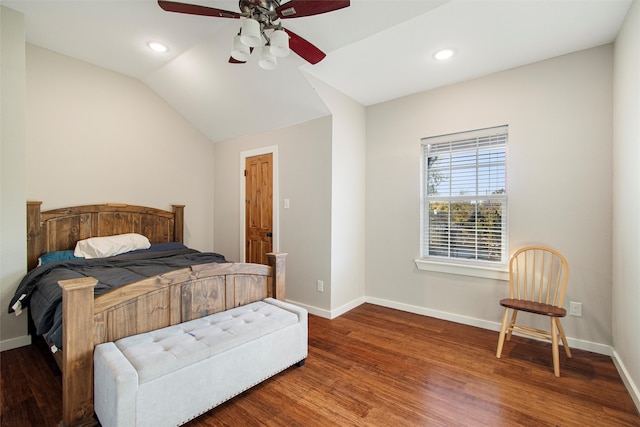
[
  {"left": 551, "top": 317, "right": 560, "bottom": 377},
  {"left": 496, "top": 308, "right": 510, "bottom": 358},
  {"left": 556, "top": 318, "right": 572, "bottom": 358},
  {"left": 506, "top": 310, "right": 518, "bottom": 341}
]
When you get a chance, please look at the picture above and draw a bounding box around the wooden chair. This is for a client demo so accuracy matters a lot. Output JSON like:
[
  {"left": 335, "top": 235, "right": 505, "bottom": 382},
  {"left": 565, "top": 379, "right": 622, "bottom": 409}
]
[{"left": 496, "top": 246, "right": 571, "bottom": 377}]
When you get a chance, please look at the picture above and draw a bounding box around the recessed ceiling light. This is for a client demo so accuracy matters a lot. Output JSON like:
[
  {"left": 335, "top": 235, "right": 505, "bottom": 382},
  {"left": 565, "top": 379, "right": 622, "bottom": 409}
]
[
  {"left": 434, "top": 49, "right": 455, "bottom": 61},
  {"left": 147, "top": 42, "right": 169, "bottom": 53}
]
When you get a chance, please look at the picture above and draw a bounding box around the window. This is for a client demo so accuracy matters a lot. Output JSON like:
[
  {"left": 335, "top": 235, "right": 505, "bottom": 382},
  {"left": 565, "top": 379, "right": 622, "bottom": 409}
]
[{"left": 420, "top": 125, "right": 508, "bottom": 269}]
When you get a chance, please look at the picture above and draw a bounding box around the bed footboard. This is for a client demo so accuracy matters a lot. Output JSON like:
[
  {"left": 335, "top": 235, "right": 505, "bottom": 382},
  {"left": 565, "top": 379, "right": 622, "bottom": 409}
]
[
  {"left": 59, "top": 277, "right": 98, "bottom": 427},
  {"left": 57, "top": 252, "right": 287, "bottom": 427}
]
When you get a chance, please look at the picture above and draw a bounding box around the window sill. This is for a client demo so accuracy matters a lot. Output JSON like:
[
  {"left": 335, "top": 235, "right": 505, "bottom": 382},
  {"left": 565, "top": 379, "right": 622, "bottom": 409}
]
[{"left": 414, "top": 259, "right": 508, "bottom": 281}]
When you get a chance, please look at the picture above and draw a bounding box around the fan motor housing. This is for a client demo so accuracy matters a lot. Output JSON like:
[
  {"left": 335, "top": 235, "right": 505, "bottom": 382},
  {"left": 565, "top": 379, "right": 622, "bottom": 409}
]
[{"left": 239, "top": 0, "right": 279, "bottom": 16}]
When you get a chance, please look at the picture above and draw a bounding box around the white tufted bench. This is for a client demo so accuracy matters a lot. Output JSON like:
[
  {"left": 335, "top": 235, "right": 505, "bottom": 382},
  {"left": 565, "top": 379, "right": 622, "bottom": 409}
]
[{"left": 93, "top": 298, "right": 307, "bottom": 427}]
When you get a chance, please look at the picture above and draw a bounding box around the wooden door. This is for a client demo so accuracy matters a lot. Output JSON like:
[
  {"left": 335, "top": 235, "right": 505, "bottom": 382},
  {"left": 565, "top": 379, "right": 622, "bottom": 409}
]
[{"left": 245, "top": 153, "right": 273, "bottom": 264}]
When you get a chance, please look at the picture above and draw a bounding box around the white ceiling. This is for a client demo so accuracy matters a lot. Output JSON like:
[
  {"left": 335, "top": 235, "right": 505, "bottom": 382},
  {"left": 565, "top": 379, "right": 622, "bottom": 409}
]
[{"left": 1, "top": 0, "right": 632, "bottom": 142}]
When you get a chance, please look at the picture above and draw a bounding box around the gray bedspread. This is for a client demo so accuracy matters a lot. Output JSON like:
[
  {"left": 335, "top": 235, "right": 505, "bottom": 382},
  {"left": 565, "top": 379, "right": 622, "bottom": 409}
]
[{"left": 8, "top": 248, "right": 227, "bottom": 349}]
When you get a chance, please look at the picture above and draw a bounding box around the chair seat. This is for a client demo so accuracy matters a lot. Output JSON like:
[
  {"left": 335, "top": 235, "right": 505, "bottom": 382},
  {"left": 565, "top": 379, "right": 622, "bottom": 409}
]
[{"left": 499, "top": 298, "right": 567, "bottom": 317}]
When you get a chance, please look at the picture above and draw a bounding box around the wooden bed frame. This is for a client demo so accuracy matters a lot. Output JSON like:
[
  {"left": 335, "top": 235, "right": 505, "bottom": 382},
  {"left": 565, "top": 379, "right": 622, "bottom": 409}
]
[{"left": 26, "top": 202, "right": 287, "bottom": 427}]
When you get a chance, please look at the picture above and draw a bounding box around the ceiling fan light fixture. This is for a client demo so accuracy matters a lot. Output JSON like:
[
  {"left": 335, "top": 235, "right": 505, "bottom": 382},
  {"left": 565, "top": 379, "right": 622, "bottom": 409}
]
[
  {"left": 269, "top": 29, "right": 290, "bottom": 57},
  {"left": 240, "top": 18, "right": 262, "bottom": 48},
  {"left": 259, "top": 46, "right": 277, "bottom": 70},
  {"left": 231, "top": 35, "right": 251, "bottom": 62}
]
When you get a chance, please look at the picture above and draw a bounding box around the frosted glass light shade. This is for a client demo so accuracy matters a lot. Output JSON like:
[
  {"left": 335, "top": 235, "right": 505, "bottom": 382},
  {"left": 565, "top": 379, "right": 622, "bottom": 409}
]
[
  {"left": 240, "top": 18, "right": 262, "bottom": 47},
  {"left": 269, "top": 29, "right": 290, "bottom": 57},
  {"left": 231, "top": 35, "right": 250, "bottom": 61},
  {"left": 259, "top": 46, "right": 277, "bottom": 70}
]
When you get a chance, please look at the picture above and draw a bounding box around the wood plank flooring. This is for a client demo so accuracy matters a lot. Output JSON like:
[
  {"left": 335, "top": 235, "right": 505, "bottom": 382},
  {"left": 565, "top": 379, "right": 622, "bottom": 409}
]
[{"left": 1, "top": 303, "right": 639, "bottom": 426}]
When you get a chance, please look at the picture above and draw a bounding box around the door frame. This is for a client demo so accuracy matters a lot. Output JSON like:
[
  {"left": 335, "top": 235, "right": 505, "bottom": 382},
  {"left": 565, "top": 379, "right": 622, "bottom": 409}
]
[{"left": 239, "top": 145, "right": 279, "bottom": 262}]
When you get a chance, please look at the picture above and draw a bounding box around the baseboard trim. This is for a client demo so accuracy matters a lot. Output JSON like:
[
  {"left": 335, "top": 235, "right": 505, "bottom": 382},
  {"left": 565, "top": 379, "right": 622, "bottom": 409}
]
[
  {"left": 286, "top": 297, "right": 366, "bottom": 320},
  {"left": 285, "top": 299, "right": 331, "bottom": 319},
  {"left": 611, "top": 349, "right": 640, "bottom": 414},
  {"left": 0, "top": 334, "right": 31, "bottom": 352},
  {"left": 329, "top": 297, "right": 366, "bottom": 319}
]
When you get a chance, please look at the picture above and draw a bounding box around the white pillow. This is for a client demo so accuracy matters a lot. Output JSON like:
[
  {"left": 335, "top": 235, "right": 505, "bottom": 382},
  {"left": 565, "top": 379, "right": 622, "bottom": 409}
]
[{"left": 74, "top": 233, "right": 151, "bottom": 259}]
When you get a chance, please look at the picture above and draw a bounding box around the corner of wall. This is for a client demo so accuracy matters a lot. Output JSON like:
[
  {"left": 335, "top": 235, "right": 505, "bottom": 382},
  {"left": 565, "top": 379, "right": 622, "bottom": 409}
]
[{"left": 0, "top": 5, "right": 29, "bottom": 351}]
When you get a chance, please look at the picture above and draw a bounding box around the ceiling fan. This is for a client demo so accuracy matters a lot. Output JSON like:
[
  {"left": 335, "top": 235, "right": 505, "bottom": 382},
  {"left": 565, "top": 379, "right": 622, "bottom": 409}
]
[{"left": 157, "top": 0, "right": 350, "bottom": 69}]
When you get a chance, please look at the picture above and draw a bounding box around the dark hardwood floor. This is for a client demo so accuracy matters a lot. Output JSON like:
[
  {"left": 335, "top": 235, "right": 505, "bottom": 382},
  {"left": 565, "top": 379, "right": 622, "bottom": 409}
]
[{"left": 2, "top": 303, "right": 639, "bottom": 426}]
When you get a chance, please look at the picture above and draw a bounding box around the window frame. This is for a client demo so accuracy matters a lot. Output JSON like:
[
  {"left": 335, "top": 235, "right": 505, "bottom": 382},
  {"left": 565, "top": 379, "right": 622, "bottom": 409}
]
[{"left": 416, "top": 125, "right": 509, "bottom": 280}]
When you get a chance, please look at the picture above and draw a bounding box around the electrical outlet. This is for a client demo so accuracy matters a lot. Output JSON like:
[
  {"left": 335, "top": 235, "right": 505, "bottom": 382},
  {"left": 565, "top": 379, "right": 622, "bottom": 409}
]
[
  {"left": 316, "top": 280, "right": 324, "bottom": 292},
  {"left": 569, "top": 301, "right": 582, "bottom": 317}
]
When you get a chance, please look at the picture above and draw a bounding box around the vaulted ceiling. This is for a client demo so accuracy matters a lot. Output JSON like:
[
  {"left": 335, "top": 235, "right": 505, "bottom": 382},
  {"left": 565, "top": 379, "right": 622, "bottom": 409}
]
[{"left": 2, "top": 0, "right": 632, "bottom": 142}]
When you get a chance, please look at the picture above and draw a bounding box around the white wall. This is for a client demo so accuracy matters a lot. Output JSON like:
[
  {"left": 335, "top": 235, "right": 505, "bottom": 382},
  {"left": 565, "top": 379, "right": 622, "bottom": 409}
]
[
  {"left": 613, "top": 0, "right": 640, "bottom": 409},
  {"left": 0, "top": 6, "right": 29, "bottom": 350},
  {"left": 306, "top": 74, "right": 367, "bottom": 316},
  {"left": 213, "top": 117, "right": 333, "bottom": 313},
  {"left": 25, "top": 45, "right": 215, "bottom": 251},
  {"left": 366, "top": 45, "right": 614, "bottom": 351}
]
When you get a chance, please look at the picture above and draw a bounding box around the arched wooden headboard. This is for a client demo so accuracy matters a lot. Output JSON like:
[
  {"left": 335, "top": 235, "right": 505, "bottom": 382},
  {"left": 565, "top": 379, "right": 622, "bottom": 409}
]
[{"left": 26, "top": 201, "right": 184, "bottom": 271}]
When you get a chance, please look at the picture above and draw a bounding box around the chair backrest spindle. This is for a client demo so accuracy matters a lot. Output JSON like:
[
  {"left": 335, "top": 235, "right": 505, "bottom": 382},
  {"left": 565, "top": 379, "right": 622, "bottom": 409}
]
[{"left": 509, "top": 246, "right": 569, "bottom": 307}]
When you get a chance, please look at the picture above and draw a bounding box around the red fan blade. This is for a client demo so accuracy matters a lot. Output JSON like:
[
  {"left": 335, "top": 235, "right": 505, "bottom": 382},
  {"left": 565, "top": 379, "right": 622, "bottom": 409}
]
[
  {"left": 284, "top": 28, "right": 326, "bottom": 64},
  {"left": 158, "top": 0, "right": 241, "bottom": 19},
  {"left": 276, "top": 0, "right": 349, "bottom": 19}
]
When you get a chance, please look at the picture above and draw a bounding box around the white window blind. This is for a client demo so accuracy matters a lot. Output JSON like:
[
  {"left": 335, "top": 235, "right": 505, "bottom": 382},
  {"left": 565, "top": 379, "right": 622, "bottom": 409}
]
[{"left": 421, "top": 125, "right": 508, "bottom": 266}]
